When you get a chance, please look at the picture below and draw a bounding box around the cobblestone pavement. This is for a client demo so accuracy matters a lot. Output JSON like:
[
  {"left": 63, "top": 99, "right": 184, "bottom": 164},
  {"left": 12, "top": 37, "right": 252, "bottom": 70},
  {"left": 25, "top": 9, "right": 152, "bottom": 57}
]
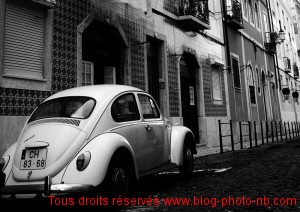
[{"left": 2, "top": 138, "right": 300, "bottom": 211}]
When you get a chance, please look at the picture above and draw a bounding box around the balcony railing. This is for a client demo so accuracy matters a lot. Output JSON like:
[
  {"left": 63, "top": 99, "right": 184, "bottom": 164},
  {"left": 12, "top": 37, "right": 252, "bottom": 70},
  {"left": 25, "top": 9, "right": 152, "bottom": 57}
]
[
  {"left": 178, "top": 0, "right": 210, "bottom": 31},
  {"left": 283, "top": 57, "right": 291, "bottom": 73},
  {"left": 293, "top": 63, "right": 299, "bottom": 79},
  {"left": 226, "top": 0, "right": 244, "bottom": 29},
  {"left": 264, "top": 32, "right": 278, "bottom": 54}
]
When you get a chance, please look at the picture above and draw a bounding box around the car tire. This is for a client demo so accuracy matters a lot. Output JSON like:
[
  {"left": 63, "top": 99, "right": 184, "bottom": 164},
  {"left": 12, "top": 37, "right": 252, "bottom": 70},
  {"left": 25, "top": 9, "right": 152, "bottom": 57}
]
[
  {"left": 104, "top": 156, "right": 130, "bottom": 198},
  {"left": 179, "top": 144, "right": 194, "bottom": 178}
]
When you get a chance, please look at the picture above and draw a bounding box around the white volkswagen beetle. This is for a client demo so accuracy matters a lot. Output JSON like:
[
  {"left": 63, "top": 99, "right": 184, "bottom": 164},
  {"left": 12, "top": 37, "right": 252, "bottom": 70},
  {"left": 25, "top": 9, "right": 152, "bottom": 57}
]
[{"left": 0, "top": 85, "right": 196, "bottom": 199}]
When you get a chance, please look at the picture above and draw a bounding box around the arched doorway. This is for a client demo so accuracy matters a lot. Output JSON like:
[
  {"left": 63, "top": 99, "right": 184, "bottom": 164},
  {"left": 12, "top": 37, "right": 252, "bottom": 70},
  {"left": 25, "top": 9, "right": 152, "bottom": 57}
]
[{"left": 81, "top": 19, "right": 128, "bottom": 85}]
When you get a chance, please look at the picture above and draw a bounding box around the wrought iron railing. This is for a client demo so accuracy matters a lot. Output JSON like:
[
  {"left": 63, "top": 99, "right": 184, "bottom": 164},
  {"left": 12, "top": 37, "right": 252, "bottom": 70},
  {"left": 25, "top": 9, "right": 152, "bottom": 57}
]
[
  {"left": 265, "top": 32, "right": 278, "bottom": 54},
  {"left": 227, "top": 0, "right": 243, "bottom": 24},
  {"left": 178, "top": 0, "right": 209, "bottom": 25},
  {"left": 293, "top": 63, "right": 299, "bottom": 78},
  {"left": 284, "top": 57, "right": 291, "bottom": 73}
]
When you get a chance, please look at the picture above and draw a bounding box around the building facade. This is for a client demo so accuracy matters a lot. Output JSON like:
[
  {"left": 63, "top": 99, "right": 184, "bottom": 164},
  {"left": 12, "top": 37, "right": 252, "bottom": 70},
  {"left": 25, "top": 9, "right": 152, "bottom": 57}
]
[
  {"left": 269, "top": 0, "right": 300, "bottom": 122},
  {"left": 225, "top": 0, "right": 281, "bottom": 125},
  {"left": 0, "top": 0, "right": 230, "bottom": 155}
]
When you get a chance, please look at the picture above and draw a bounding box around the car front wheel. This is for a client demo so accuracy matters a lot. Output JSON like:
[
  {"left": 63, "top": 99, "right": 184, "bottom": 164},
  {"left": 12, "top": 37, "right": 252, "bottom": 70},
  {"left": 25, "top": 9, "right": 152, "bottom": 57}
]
[{"left": 179, "top": 144, "right": 194, "bottom": 177}]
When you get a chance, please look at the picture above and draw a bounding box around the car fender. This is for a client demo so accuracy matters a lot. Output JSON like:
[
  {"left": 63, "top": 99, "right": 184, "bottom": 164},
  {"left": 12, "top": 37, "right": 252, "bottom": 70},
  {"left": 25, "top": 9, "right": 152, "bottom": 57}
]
[
  {"left": 1, "top": 142, "right": 18, "bottom": 176},
  {"left": 61, "top": 132, "right": 138, "bottom": 187},
  {"left": 170, "top": 126, "right": 196, "bottom": 165}
]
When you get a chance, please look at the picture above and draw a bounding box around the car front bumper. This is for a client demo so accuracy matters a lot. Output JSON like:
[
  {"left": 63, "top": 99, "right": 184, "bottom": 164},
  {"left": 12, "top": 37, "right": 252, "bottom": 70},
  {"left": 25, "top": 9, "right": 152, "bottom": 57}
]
[{"left": 0, "top": 176, "right": 94, "bottom": 197}]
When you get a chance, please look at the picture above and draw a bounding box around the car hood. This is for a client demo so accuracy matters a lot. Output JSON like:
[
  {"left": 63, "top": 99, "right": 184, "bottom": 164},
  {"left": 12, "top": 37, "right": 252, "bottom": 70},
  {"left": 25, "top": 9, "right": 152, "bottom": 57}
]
[{"left": 12, "top": 124, "right": 87, "bottom": 182}]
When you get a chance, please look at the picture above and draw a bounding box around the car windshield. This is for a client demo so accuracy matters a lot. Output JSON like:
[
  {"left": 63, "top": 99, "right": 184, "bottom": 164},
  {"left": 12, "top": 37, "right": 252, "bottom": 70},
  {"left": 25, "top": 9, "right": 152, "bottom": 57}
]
[{"left": 28, "top": 97, "right": 96, "bottom": 122}]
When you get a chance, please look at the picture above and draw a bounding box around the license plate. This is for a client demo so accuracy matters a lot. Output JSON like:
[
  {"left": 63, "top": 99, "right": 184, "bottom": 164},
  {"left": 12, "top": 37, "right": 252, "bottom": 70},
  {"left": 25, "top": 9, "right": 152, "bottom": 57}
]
[{"left": 20, "top": 148, "right": 47, "bottom": 170}]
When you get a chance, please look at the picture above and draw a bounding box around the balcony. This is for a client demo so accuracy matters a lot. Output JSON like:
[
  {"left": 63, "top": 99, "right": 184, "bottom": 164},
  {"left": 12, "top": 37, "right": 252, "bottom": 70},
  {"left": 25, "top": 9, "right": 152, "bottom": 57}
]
[
  {"left": 264, "top": 32, "right": 278, "bottom": 54},
  {"left": 226, "top": 0, "right": 244, "bottom": 29},
  {"left": 177, "top": 0, "right": 210, "bottom": 31},
  {"left": 293, "top": 63, "right": 299, "bottom": 79},
  {"left": 283, "top": 57, "right": 291, "bottom": 74}
]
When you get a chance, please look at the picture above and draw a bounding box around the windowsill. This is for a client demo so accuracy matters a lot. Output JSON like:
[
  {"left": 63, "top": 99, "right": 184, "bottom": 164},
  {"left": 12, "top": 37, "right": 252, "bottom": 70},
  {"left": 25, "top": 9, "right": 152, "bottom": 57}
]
[
  {"left": 234, "top": 87, "right": 242, "bottom": 90},
  {"left": 213, "top": 99, "right": 223, "bottom": 105},
  {"left": 251, "top": 103, "right": 257, "bottom": 107},
  {"left": 3, "top": 74, "right": 47, "bottom": 82}
]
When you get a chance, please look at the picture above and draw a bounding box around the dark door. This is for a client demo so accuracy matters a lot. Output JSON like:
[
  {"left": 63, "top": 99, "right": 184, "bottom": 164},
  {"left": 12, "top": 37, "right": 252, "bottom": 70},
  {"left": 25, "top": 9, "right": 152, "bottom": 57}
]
[
  {"left": 180, "top": 60, "right": 199, "bottom": 142},
  {"left": 147, "top": 37, "right": 160, "bottom": 106}
]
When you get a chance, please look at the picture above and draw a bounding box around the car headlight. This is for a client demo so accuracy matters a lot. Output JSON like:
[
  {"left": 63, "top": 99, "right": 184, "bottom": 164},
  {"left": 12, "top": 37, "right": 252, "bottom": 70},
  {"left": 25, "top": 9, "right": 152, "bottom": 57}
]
[
  {"left": 0, "top": 156, "right": 10, "bottom": 172},
  {"left": 76, "top": 152, "right": 91, "bottom": 171}
]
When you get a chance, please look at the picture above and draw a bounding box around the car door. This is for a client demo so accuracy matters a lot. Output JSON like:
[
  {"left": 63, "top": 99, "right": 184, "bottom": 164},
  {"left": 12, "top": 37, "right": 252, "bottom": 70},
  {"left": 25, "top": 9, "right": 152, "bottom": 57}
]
[{"left": 136, "top": 93, "right": 169, "bottom": 172}]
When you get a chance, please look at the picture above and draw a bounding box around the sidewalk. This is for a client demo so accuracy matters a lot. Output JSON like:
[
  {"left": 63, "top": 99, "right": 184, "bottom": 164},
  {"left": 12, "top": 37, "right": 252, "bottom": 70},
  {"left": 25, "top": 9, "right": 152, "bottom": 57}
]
[{"left": 194, "top": 133, "right": 295, "bottom": 158}]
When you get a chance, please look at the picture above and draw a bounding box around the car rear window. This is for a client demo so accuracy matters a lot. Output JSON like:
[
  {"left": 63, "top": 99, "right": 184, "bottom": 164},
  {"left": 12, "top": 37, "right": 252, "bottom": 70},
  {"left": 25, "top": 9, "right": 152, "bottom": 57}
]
[{"left": 28, "top": 97, "right": 95, "bottom": 122}]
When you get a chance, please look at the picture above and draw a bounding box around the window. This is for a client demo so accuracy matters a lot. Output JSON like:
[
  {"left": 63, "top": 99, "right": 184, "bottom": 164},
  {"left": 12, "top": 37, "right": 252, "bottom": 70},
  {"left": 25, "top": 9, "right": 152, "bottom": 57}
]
[
  {"left": 104, "top": 66, "right": 116, "bottom": 84},
  {"left": 111, "top": 94, "right": 140, "bottom": 122},
  {"left": 263, "top": 13, "right": 269, "bottom": 32},
  {"left": 138, "top": 94, "right": 160, "bottom": 119},
  {"left": 189, "top": 86, "right": 195, "bottom": 105},
  {"left": 256, "top": 67, "right": 261, "bottom": 95},
  {"left": 3, "top": 0, "right": 46, "bottom": 79},
  {"left": 232, "top": 56, "right": 241, "bottom": 88},
  {"left": 254, "top": 3, "right": 260, "bottom": 29},
  {"left": 242, "top": 0, "right": 248, "bottom": 19},
  {"left": 248, "top": 0, "right": 254, "bottom": 24},
  {"left": 82, "top": 61, "right": 94, "bottom": 86},
  {"left": 248, "top": 65, "right": 256, "bottom": 104},
  {"left": 212, "top": 68, "right": 222, "bottom": 101}
]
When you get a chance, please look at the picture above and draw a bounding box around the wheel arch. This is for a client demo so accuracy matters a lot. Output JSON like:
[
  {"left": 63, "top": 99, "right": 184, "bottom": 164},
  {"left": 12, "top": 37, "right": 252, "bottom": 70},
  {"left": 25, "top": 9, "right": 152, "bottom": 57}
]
[{"left": 170, "top": 126, "right": 197, "bottom": 165}]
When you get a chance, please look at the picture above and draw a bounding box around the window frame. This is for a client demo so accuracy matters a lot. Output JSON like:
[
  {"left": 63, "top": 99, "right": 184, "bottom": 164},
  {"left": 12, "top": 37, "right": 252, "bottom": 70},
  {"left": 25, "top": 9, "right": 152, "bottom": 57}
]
[
  {"left": 111, "top": 93, "right": 141, "bottom": 123},
  {"left": 0, "top": 0, "right": 54, "bottom": 91},
  {"left": 137, "top": 93, "right": 161, "bottom": 120},
  {"left": 82, "top": 60, "right": 94, "bottom": 86}
]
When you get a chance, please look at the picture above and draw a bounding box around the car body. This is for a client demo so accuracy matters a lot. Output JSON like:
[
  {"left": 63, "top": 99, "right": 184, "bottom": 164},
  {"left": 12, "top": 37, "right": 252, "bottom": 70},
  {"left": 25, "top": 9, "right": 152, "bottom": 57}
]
[{"left": 0, "top": 84, "right": 197, "bottom": 199}]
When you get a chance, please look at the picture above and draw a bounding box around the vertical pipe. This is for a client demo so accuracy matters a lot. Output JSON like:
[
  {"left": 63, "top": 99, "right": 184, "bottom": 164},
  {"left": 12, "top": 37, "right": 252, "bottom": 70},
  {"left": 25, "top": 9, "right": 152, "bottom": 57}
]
[
  {"left": 218, "top": 120, "right": 223, "bottom": 154},
  {"left": 230, "top": 120, "right": 234, "bottom": 151}
]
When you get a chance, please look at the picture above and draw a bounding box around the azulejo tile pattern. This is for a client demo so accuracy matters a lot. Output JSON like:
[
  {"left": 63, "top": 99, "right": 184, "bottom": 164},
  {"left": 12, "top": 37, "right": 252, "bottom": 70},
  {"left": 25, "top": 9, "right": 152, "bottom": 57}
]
[{"left": 0, "top": 88, "right": 52, "bottom": 116}]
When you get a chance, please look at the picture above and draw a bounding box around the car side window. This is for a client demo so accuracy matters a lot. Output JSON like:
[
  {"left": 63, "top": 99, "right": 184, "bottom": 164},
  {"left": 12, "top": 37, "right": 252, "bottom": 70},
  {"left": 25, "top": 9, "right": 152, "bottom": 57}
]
[
  {"left": 138, "top": 94, "right": 160, "bottom": 119},
  {"left": 111, "top": 94, "right": 140, "bottom": 122}
]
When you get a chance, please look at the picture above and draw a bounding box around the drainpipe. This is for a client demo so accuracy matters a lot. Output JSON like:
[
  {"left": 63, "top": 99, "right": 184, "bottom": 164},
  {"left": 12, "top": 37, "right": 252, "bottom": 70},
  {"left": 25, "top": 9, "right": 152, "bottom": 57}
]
[
  {"left": 266, "top": 0, "right": 282, "bottom": 122},
  {"left": 222, "top": 0, "right": 233, "bottom": 121}
]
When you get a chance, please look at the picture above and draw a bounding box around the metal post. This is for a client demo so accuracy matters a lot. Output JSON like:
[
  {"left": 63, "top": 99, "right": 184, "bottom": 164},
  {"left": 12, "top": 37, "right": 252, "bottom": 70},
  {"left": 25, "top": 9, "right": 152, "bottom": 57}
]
[
  {"left": 254, "top": 121, "right": 258, "bottom": 147},
  {"left": 284, "top": 122, "right": 287, "bottom": 140},
  {"left": 280, "top": 121, "right": 283, "bottom": 141},
  {"left": 288, "top": 122, "right": 291, "bottom": 139},
  {"left": 275, "top": 121, "right": 278, "bottom": 142},
  {"left": 292, "top": 122, "right": 295, "bottom": 138},
  {"left": 260, "top": 121, "right": 264, "bottom": 145},
  {"left": 266, "top": 121, "right": 269, "bottom": 143},
  {"left": 248, "top": 121, "right": 252, "bottom": 148},
  {"left": 230, "top": 120, "right": 234, "bottom": 151},
  {"left": 239, "top": 121, "right": 243, "bottom": 149},
  {"left": 271, "top": 121, "right": 274, "bottom": 143},
  {"left": 218, "top": 120, "right": 223, "bottom": 154}
]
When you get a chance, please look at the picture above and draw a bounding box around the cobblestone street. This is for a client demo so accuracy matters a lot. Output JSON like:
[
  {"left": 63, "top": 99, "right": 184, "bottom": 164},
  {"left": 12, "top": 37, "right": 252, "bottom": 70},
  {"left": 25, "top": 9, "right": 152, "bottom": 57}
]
[{"left": 2, "top": 138, "right": 300, "bottom": 211}]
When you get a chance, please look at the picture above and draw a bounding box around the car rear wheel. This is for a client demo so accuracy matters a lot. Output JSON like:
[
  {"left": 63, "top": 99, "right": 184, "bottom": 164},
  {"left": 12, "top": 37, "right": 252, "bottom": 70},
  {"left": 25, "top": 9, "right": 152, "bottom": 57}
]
[
  {"left": 179, "top": 144, "right": 194, "bottom": 177},
  {"left": 104, "top": 157, "right": 130, "bottom": 198}
]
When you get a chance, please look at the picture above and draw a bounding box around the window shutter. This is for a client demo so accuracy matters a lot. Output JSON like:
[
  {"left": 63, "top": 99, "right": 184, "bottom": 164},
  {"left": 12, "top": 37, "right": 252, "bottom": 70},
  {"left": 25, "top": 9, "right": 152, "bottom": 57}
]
[
  {"left": 4, "top": 0, "right": 45, "bottom": 79},
  {"left": 212, "top": 70, "right": 221, "bottom": 100}
]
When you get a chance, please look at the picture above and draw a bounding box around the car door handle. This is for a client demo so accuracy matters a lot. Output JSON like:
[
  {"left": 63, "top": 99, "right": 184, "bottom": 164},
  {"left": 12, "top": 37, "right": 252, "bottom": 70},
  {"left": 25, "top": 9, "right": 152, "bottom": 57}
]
[{"left": 145, "top": 125, "right": 152, "bottom": 131}]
